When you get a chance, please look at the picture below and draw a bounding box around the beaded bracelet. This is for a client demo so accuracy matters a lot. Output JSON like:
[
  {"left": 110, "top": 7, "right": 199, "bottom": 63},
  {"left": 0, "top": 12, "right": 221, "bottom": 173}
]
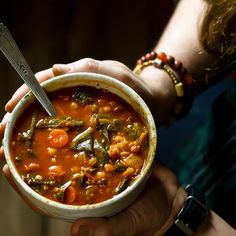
[{"left": 133, "top": 51, "right": 196, "bottom": 123}]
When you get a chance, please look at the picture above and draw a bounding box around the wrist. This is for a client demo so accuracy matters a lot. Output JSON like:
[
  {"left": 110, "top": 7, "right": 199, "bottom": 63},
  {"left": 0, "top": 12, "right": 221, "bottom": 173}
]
[
  {"left": 138, "top": 66, "right": 177, "bottom": 124},
  {"left": 164, "top": 185, "right": 187, "bottom": 233},
  {"left": 134, "top": 51, "right": 197, "bottom": 125},
  {"left": 195, "top": 210, "right": 236, "bottom": 236}
]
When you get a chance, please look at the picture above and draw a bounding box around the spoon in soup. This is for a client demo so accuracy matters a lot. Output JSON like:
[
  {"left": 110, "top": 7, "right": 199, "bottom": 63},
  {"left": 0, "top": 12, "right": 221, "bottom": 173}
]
[{"left": 0, "top": 23, "right": 57, "bottom": 117}]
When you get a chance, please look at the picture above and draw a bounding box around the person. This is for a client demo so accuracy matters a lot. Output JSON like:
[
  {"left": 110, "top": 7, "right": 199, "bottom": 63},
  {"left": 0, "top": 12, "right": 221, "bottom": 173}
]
[{"left": 0, "top": 0, "right": 236, "bottom": 235}]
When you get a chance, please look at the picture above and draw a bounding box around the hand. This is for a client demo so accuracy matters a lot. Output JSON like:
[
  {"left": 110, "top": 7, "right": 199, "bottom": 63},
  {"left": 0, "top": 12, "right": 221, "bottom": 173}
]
[
  {"left": 0, "top": 58, "right": 179, "bottom": 236},
  {"left": 71, "top": 163, "right": 186, "bottom": 236},
  {"left": 2, "top": 159, "right": 185, "bottom": 236},
  {"left": 0, "top": 67, "right": 54, "bottom": 160},
  {"left": 0, "top": 58, "right": 176, "bottom": 161}
]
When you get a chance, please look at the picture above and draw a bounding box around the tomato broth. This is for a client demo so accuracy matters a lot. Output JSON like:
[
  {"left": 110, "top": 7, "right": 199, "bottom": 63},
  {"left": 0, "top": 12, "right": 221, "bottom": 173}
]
[{"left": 11, "top": 86, "right": 149, "bottom": 205}]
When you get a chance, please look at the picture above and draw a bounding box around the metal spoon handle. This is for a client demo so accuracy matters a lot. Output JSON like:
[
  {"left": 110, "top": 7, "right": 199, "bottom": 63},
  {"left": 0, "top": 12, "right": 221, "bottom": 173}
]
[{"left": 0, "top": 23, "right": 56, "bottom": 116}]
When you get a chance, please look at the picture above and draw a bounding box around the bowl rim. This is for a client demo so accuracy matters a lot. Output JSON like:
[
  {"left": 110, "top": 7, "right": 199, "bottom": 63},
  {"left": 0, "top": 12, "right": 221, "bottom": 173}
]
[{"left": 4, "top": 72, "right": 157, "bottom": 212}]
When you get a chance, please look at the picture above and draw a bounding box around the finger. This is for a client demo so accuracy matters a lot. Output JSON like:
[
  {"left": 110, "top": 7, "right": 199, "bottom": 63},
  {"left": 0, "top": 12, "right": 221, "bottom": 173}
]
[
  {"left": 0, "top": 113, "right": 9, "bottom": 161},
  {"left": 71, "top": 208, "right": 154, "bottom": 236},
  {"left": 52, "top": 58, "right": 100, "bottom": 76},
  {"left": 0, "top": 122, "right": 5, "bottom": 139},
  {"left": 3, "top": 164, "right": 39, "bottom": 211},
  {"left": 71, "top": 165, "right": 179, "bottom": 236},
  {"left": 1, "top": 112, "right": 10, "bottom": 124},
  {"left": 5, "top": 68, "right": 54, "bottom": 113},
  {"left": 53, "top": 59, "right": 155, "bottom": 124},
  {"left": 2, "top": 164, "right": 46, "bottom": 215},
  {"left": 0, "top": 113, "right": 10, "bottom": 141},
  {"left": 71, "top": 178, "right": 162, "bottom": 236},
  {"left": 3, "top": 164, "right": 18, "bottom": 190},
  {"left": 34, "top": 68, "right": 55, "bottom": 82},
  {"left": 71, "top": 217, "right": 133, "bottom": 236},
  {"left": 0, "top": 146, "right": 5, "bottom": 161},
  {"left": 53, "top": 59, "right": 148, "bottom": 97},
  {"left": 53, "top": 58, "right": 128, "bottom": 77},
  {"left": 53, "top": 58, "right": 128, "bottom": 79},
  {"left": 71, "top": 218, "right": 110, "bottom": 236}
]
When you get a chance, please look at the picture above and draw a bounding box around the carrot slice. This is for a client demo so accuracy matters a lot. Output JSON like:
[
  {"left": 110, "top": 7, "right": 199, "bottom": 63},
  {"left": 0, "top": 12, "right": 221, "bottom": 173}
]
[{"left": 48, "top": 129, "right": 69, "bottom": 148}]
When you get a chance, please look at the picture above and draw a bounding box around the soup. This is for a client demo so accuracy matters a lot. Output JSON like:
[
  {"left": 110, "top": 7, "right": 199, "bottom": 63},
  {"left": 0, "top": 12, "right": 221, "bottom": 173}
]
[{"left": 11, "top": 86, "right": 149, "bottom": 205}]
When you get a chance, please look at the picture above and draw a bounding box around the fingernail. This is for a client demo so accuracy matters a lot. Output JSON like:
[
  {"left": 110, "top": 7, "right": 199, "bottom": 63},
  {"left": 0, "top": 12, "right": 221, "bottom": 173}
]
[
  {"left": 5, "top": 103, "right": 10, "bottom": 112},
  {"left": 72, "top": 225, "right": 92, "bottom": 236},
  {"left": 52, "top": 64, "right": 71, "bottom": 75}
]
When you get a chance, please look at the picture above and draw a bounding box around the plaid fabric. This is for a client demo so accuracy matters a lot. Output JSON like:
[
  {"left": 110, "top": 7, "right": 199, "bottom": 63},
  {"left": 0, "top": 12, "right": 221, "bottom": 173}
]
[{"left": 169, "top": 80, "right": 236, "bottom": 228}]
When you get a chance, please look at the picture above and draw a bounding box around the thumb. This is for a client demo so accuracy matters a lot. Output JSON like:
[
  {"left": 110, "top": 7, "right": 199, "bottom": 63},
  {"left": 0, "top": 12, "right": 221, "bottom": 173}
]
[
  {"left": 70, "top": 164, "right": 181, "bottom": 236},
  {"left": 52, "top": 58, "right": 100, "bottom": 76},
  {"left": 71, "top": 210, "right": 143, "bottom": 236}
]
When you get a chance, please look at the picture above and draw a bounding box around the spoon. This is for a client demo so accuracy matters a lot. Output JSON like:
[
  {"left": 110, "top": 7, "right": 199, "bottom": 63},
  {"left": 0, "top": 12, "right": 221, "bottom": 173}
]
[{"left": 0, "top": 23, "right": 57, "bottom": 117}]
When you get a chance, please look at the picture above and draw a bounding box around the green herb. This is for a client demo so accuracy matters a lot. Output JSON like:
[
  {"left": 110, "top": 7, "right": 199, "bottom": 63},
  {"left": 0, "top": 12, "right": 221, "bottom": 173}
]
[
  {"left": 17, "top": 112, "right": 38, "bottom": 155},
  {"left": 98, "top": 117, "right": 123, "bottom": 132},
  {"left": 36, "top": 116, "right": 83, "bottom": 129},
  {"left": 72, "top": 91, "right": 95, "bottom": 105},
  {"left": 22, "top": 174, "right": 55, "bottom": 193},
  {"left": 125, "top": 122, "right": 143, "bottom": 140},
  {"left": 76, "top": 173, "right": 87, "bottom": 188},
  {"left": 54, "top": 191, "right": 64, "bottom": 201},
  {"left": 93, "top": 140, "right": 109, "bottom": 168},
  {"left": 70, "top": 127, "right": 93, "bottom": 152},
  {"left": 22, "top": 174, "right": 56, "bottom": 186},
  {"left": 97, "top": 113, "right": 111, "bottom": 119},
  {"left": 97, "top": 116, "right": 124, "bottom": 149},
  {"left": 115, "top": 162, "right": 127, "bottom": 172}
]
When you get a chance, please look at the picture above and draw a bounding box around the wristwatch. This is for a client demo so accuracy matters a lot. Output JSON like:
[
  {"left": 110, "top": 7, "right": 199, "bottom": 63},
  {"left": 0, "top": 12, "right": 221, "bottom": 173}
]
[{"left": 164, "top": 185, "right": 209, "bottom": 236}]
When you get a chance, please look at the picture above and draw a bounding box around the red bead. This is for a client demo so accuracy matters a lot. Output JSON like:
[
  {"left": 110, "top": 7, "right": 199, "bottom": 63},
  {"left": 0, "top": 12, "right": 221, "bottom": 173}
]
[{"left": 157, "top": 52, "right": 167, "bottom": 63}]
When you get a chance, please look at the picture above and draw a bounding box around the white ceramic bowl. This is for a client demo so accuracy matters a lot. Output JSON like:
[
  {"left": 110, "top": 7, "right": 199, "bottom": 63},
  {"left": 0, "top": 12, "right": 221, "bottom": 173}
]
[{"left": 4, "top": 72, "right": 157, "bottom": 221}]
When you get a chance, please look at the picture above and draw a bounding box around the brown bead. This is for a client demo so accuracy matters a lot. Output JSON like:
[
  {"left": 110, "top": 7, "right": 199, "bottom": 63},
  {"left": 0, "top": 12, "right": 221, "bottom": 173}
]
[
  {"left": 174, "top": 60, "right": 183, "bottom": 71},
  {"left": 166, "top": 55, "right": 175, "bottom": 66},
  {"left": 137, "top": 59, "right": 142, "bottom": 65},
  {"left": 145, "top": 53, "right": 152, "bottom": 61},
  {"left": 150, "top": 51, "right": 157, "bottom": 60},
  {"left": 141, "top": 56, "right": 146, "bottom": 62},
  {"left": 154, "top": 58, "right": 164, "bottom": 69}
]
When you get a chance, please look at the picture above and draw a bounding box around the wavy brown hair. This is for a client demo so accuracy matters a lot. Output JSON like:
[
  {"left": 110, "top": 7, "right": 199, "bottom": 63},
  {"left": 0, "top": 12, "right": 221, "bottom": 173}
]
[{"left": 201, "top": 0, "right": 236, "bottom": 68}]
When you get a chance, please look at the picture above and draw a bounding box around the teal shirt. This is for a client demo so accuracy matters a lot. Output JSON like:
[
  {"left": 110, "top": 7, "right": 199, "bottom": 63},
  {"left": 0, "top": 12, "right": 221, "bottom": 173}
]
[{"left": 169, "top": 80, "right": 236, "bottom": 228}]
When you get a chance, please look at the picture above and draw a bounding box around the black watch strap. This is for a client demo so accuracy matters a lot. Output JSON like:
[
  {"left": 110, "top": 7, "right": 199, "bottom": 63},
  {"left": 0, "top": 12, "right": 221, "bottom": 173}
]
[{"left": 164, "top": 185, "right": 208, "bottom": 236}]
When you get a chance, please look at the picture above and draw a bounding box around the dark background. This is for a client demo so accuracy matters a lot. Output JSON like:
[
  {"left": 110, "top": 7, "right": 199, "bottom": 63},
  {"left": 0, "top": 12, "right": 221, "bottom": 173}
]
[
  {"left": 0, "top": 1, "right": 177, "bottom": 236},
  {"left": 0, "top": 0, "right": 175, "bottom": 120},
  {"left": 0, "top": 0, "right": 229, "bottom": 181},
  {"left": 0, "top": 1, "right": 230, "bottom": 235}
]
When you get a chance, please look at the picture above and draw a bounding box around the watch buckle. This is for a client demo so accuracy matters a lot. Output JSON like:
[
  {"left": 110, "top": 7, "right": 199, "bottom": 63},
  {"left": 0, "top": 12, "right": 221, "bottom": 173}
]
[{"left": 175, "top": 219, "right": 194, "bottom": 236}]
